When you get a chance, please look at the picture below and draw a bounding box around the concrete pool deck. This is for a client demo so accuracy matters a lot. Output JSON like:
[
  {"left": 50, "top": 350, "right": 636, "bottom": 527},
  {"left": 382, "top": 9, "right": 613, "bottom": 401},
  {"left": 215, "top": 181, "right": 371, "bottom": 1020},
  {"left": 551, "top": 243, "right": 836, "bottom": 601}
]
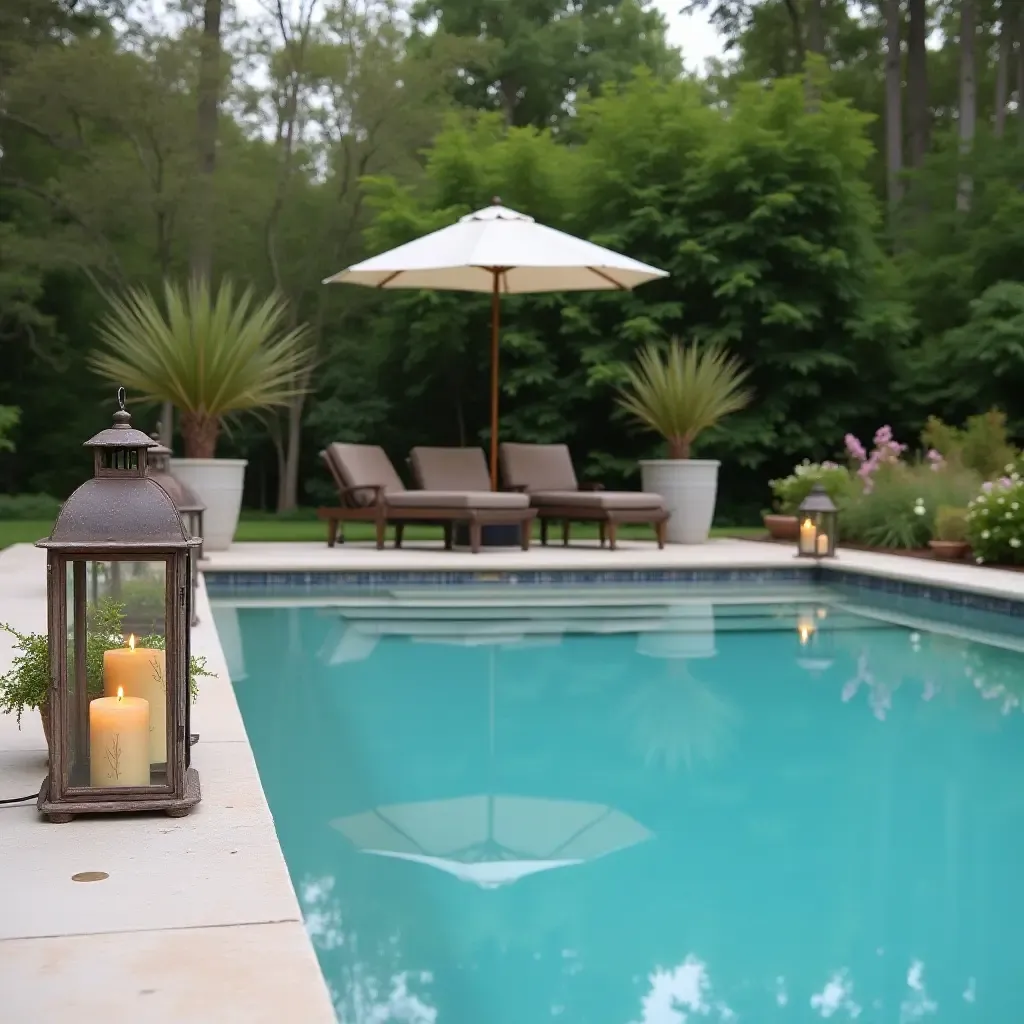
[{"left": 4, "top": 536, "right": 1024, "bottom": 1022}]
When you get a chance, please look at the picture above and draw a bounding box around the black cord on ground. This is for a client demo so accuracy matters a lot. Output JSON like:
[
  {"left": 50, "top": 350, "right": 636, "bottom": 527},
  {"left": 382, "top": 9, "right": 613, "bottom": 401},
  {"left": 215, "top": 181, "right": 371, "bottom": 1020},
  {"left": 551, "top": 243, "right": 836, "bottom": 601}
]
[{"left": 0, "top": 794, "right": 37, "bottom": 805}]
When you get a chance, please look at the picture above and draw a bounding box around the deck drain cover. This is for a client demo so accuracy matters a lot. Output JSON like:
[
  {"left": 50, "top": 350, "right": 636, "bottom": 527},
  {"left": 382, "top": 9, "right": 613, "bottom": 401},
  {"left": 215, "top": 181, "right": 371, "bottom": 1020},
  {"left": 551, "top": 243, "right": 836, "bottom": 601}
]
[{"left": 71, "top": 871, "right": 109, "bottom": 883}]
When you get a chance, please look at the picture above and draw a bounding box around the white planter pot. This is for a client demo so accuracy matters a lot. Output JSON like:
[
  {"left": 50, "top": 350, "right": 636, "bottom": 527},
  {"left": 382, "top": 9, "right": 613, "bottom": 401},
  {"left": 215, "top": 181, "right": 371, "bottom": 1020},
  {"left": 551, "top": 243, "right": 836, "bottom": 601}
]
[
  {"left": 170, "top": 458, "right": 247, "bottom": 552},
  {"left": 640, "top": 459, "right": 720, "bottom": 544}
]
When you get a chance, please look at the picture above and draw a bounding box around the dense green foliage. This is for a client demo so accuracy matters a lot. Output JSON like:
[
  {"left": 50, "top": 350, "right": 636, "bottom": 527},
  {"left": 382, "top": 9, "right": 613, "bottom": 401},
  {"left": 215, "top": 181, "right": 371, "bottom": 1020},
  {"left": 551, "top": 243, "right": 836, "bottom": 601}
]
[{"left": 3, "top": 0, "right": 1023, "bottom": 523}]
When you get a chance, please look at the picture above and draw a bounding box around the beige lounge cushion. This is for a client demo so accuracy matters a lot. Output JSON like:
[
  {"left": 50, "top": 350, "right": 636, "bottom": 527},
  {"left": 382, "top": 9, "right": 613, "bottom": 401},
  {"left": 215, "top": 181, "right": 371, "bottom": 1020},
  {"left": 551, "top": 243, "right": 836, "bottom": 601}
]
[
  {"left": 410, "top": 447, "right": 492, "bottom": 492},
  {"left": 500, "top": 443, "right": 578, "bottom": 492},
  {"left": 387, "top": 490, "right": 530, "bottom": 510},
  {"left": 328, "top": 443, "right": 405, "bottom": 505},
  {"left": 528, "top": 490, "right": 666, "bottom": 511}
]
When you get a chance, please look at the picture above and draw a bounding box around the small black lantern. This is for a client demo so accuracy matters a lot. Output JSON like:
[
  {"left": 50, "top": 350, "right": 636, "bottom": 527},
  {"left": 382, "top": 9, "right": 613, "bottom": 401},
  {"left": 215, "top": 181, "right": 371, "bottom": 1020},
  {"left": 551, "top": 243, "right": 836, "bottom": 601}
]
[
  {"left": 148, "top": 434, "right": 205, "bottom": 626},
  {"left": 35, "top": 390, "right": 201, "bottom": 822},
  {"left": 797, "top": 483, "right": 838, "bottom": 559}
]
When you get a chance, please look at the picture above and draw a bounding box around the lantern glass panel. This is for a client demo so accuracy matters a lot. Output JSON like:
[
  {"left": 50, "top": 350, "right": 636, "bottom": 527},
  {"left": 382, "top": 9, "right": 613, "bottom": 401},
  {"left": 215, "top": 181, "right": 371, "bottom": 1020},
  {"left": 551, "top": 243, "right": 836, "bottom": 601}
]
[{"left": 64, "top": 556, "right": 172, "bottom": 793}]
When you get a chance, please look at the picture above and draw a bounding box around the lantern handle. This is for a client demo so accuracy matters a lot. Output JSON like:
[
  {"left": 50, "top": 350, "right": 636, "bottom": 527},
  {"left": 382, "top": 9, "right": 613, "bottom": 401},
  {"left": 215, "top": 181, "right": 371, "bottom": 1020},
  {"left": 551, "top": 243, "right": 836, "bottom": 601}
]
[{"left": 117, "top": 386, "right": 126, "bottom": 411}]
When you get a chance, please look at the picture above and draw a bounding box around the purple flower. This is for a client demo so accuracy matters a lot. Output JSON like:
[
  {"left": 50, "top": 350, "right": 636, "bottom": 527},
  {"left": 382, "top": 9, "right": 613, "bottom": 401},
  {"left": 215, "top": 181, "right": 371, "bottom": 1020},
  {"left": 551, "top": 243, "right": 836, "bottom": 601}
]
[
  {"left": 982, "top": 481, "right": 994, "bottom": 494},
  {"left": 844, "top": 434, "right": 866, "bottom": 462},
  {"left": 821, "top": 460, "right": 839, "bottom": 470},
  {"left": 873, "top": 425, "right": 893, "bottom": 447},
  {"left": 926, "top": 449, "right": 943, "bottom": 463},
  {"left": 999, "top": 476, "right": 1013, "bottom": 489}
]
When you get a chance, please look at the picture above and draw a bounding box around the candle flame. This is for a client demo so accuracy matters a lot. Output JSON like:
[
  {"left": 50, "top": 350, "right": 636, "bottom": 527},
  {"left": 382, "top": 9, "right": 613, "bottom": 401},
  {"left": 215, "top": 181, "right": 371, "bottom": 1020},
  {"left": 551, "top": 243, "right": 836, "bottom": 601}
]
[
  {"left": 798, "top": 622, "right": 815, "bottom": 646},
  {"left": 802, "top": 518, "right": 813, "bottom": 529},
  {"left": 116, "top": 686, "right": 124, "bottom": 701},
  {"left": 128, "top": 633, "right": 136, "bottom": 651}
]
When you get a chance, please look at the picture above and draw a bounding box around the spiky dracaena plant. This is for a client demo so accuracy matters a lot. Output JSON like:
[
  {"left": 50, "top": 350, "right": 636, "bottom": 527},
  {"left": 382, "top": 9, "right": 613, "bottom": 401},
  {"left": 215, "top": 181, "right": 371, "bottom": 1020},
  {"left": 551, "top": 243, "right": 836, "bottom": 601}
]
[
  {"left": 90, "top": 279, "right": 314, "bottom": 458},
  {"left": 618, "top": 340, "right": 753, "bottom": 459}
]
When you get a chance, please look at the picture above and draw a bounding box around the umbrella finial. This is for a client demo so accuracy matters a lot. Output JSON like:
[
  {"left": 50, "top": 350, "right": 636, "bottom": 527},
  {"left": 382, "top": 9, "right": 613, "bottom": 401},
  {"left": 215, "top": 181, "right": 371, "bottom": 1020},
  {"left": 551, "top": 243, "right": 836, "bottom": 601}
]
[{"left": 491, "top": 196, "right": 502, "bottom": 206}]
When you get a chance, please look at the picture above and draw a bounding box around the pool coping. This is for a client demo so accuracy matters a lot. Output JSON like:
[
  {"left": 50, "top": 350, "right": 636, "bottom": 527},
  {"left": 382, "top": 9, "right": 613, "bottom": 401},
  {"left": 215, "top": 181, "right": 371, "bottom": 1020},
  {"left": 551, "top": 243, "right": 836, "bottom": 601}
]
[
  {"left": 5, "top": 537, "right": 1024, "bottom": 1020},
  {"left": 0, "top": 543, "right": 336, "bottom": 1023},
  {"left": 201, "top": 540, "right": 1024, "bottom": 617}
]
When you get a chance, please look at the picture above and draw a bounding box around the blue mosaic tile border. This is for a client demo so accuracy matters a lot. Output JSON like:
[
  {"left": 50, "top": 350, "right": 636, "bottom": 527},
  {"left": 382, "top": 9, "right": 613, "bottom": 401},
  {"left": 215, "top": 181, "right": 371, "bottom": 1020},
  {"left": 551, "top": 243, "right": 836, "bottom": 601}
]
[
  {"left": 821, "top": 566, "right": 1024, "bottom": 618},
  {"left": 204, "top": 566, "right": 814, "bottom": 593},
  {"left": 203, "top": 562, "right": 1024, "bottom": 617}
]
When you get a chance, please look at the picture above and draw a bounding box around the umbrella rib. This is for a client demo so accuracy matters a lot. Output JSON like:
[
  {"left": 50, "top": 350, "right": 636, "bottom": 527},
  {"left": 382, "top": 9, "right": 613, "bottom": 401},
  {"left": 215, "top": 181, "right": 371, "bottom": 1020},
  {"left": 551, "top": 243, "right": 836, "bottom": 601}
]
[
  {"left": 371, "top": 808, "right": 430, "bottom": 854},
  {"left": 587, "top": 267, "right": 628, "bottom": 290},
  {"left": 376, "top": 271, "right": 403, "bottom": 288},
  {"left": 547, "top": 805, "right": 616, "bottom": 858}
]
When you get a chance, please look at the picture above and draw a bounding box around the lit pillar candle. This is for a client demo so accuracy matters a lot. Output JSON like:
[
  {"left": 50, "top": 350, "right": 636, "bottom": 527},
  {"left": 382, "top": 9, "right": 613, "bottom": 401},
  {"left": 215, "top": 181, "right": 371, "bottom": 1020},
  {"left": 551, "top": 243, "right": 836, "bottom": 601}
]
[
  {"left": 816, "top": 533, "right": 830, "bottom": 556},
  {"left": 89, "top": 687, "right": 150, "bottom": 787},
  {"left": 104, "top": 635, "right": 167, "bottom": 764},
  {"left": 799, "top": 517, "right": 816, "bottom": 555}
]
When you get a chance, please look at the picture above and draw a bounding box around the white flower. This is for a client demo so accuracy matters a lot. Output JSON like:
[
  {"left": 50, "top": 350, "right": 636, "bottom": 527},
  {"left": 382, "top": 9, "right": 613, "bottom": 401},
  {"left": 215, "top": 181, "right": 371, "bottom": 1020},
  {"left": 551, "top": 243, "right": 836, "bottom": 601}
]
[
  {"left": 982, "top": 530, "right": 991, "bottom": 539},
  {"left": 1007, "top": 512, "right": 1014, "bottom": 520},
  {"left": 1011, "top": 538, "right": 1022, "bottom": 549},
  {"left": 1013, "top": 503, "right": 1020, "bottom": 511},
  {"left": 1007, "top": 463, "right": 1016, "bottom": 473},
  {"left": 914, "top": 505, "right": 925, "bottom": 516},
  {"left": 999, "top": 497, "right": 1006, "bottom": 505},
  {"left": 978, "top": 495, "right": 987, "bottom": 503}
]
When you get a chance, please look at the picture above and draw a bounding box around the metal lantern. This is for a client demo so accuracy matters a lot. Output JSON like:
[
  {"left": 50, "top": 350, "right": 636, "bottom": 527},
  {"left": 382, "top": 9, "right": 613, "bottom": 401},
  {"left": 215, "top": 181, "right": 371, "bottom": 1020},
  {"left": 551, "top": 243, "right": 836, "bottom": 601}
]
[
  {"left": 796, "top": 483, "right": 838, "bottom": 559},
  {"left": 148, "top": 434, "right": 205, "bottom": 625},
  {"left": 35, "top": 390, "right": 201, "bottom": 822}
]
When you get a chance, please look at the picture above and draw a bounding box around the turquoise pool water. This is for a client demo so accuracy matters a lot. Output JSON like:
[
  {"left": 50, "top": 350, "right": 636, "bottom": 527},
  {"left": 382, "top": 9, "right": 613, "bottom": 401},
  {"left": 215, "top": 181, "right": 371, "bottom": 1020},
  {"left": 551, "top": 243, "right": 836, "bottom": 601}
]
[{"left": 214, "top": 585, "right": 1024, "bottom": 1022}]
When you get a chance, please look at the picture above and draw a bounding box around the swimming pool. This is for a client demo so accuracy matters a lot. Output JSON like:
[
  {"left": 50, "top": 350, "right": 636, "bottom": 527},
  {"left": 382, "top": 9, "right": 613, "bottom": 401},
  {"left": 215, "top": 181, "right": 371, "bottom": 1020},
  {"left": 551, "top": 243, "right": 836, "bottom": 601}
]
[{"left": 213, "top": 582, "right": 1024, "bottom": 1022}]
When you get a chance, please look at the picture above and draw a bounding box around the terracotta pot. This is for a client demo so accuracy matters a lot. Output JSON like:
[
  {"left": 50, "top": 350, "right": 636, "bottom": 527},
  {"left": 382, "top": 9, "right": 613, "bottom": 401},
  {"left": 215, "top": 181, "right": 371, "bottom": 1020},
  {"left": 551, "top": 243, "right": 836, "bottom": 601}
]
[
  {"left": 763, "top": 514, "right": 800, "bottom": 541},
  {"left": 928, "top": 540, "right": 968, "bottom": 561}
]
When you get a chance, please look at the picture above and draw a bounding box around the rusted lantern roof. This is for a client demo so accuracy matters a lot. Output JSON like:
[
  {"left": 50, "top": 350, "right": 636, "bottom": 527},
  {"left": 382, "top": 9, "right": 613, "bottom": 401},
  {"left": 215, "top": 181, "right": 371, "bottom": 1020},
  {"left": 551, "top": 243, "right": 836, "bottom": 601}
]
[
  {"left": 148, "top": 435, "right": 206, "bottom": 515},
  {"left": 38, "top": 393, "right": 191, "bottom": 551}
]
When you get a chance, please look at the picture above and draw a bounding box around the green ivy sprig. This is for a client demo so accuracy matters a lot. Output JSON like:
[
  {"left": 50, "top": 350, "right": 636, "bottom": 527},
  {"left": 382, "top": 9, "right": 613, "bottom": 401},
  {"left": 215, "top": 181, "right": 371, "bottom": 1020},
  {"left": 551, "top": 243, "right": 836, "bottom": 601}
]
[{"left": 0, "top": 598, "right": 212, "bottom": 727}]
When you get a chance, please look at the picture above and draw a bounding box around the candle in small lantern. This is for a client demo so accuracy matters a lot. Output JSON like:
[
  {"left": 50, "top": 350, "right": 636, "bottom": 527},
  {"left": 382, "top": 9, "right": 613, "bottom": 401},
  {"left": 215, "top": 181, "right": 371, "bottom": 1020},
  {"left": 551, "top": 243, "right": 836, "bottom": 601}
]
[
  {"left": 816, "top": 533, "right": 829, "bottom": 556},
  {"left": 104, "top": 634, "right": 167, "bottom": 764},
  {"left": 799, "top": 517, "right": 816, "bottom": 555},
  {"left": 89, "top": 686, "right": 150, "bottom": 787}
]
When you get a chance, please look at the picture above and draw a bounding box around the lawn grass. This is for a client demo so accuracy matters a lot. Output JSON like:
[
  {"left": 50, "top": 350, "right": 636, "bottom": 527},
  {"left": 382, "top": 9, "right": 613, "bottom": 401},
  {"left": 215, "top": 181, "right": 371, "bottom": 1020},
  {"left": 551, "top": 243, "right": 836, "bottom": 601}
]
[{"left": 0, "top": 516, "right": 766, "bottom": 549}]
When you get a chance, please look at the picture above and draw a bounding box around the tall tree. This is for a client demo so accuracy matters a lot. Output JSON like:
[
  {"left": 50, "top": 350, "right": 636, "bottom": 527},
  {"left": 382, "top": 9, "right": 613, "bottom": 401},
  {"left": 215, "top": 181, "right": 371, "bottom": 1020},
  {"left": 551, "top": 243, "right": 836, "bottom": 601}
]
[
  {"left": 957, "top": 0, "right": 977, "bottom": 212},
  {"left": 883, "top": 0, "right": 902, "bottom": 212},
  {"left": 191, "top": 0, "right": 224, "bottom": 282},
  {"left": 409, "top": 0, "right": 680, "bottom": 129},
  {"left": 906, "top": 0, "right": 929, "bottom": 167},
  {"left": 993, "top": 0, "right": 1011, "bottom": 138}
]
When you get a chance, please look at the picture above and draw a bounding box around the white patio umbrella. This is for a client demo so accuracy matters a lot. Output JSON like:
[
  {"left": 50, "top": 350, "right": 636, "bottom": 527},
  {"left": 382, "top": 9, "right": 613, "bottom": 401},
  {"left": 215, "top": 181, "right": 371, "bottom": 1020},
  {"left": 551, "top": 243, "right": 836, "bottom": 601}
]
[
  {"left": 331, "top": 794, "right": 652, "bottom": 889},
  {"left": 323, "top": 200, "right": 668, "bottom": 488}
]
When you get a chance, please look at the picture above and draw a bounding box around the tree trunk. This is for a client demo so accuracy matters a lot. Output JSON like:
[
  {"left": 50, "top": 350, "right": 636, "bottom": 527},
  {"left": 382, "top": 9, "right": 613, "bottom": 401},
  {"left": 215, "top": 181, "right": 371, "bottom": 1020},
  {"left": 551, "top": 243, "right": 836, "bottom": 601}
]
[
  {"left": 1018, "top": 5, "right": 1024, "bottom": 142},
  {"left": 805, "top": 0, "right": 825, "bottom": 57},
  {"left": 160, "top": 401, "right": 174, "bottom": 448},
  {"left": 278, "top": 394, "right": 304, "bottom": 511},
  {"left": 907, "top": 0, "right": 930, "bottom": 168},
  {"left": 190, "top": 0, "right": 223, "bottom": 283},
  {"left": 884, "top": 0, "right": 904, "bottom": 212},
  {"left": 995, "top": 2, "right": 1011, "bottom": 139},
  {"left": 180, "top": 412, "right": 219, "bottom": 459},
  {"left": 958, "top": 0, "right": 977, "bottom": 212},
  {"left": 782, "top": 0, "right": 806, "bottom": 71}
]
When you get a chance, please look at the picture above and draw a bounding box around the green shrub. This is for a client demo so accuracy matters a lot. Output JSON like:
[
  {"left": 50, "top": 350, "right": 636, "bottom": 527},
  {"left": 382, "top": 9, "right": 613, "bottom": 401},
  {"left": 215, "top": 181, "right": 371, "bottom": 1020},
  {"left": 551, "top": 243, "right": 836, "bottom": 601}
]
[
  {"left": 0, "top": 493, "right": 62, "bottom": 521},
  {"left": 839, "top": 463, "right": 981, "bottom": 549},
  {"left": 966, "top": 474, "right": 1024, "bottom": 565},
  {"left": 921, "top": 410, "right": 1018, "bottom": 480},
  {"left": 934, "top": 506, "right": 968, "bottom": 543},
  {"left": 769, "top": 461, "right": 855, "bottom": 516}
]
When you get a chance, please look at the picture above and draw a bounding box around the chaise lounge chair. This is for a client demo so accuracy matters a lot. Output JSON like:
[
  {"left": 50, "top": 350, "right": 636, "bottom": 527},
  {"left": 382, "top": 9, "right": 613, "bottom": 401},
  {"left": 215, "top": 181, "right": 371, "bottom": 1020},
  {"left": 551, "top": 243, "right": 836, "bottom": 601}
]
[
  {"left": 499, "top": 442, "right": 668, "bottom": 550},
  {"left": 317, "top": 443, "right": 536, "bottom": 553}
]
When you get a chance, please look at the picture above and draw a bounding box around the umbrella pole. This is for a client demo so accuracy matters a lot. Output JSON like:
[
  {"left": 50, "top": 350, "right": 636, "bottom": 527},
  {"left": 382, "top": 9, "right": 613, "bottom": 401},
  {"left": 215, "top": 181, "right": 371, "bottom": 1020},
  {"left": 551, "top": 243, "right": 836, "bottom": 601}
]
[{"left": 489, "top": 272, "right": 500, "bottom": 490}]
